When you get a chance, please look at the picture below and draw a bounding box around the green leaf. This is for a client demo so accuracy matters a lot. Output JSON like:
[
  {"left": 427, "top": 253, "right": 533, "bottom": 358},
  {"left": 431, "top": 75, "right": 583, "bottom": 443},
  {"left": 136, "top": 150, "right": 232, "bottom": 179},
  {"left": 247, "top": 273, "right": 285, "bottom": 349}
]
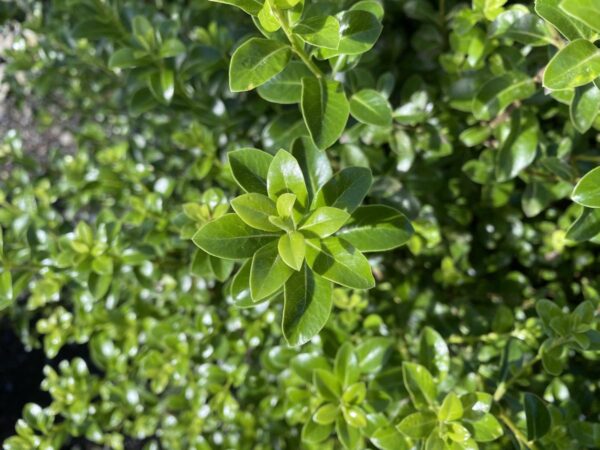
[
  {"left": 300, "top": 207, "right": 350, "bottom": 238},
  {"left": 301, "top": 77, "right": 350, "bottom": 150},
  {"left": 132, "top": 16, "right": 155, "bottom": 49},
  {"left": 108, "top": 48, "right": 139, "bottom": 69},
  {"left": 159, "top": 38, "right": 186, "bottom": 58},
  {"left": 356, "top": 337, "right": 392, "bottom": 373},
  {"left": 257, "top": 61, "right": 313, "bottom": 104},
  {"left": 472, "top": 72, "right": 536, "bottom": 120},
  {"left": 231, "top": 193, "right": 280, "bottom": 231},
  {"left": 229, "top": 38, "right": 292, "bottom": 92},
  {"left": 326, "top": 10, "right": 382, "bottom": 56},
  {"left": 336, "top": 415, "right": 362, "bottom": 450},
  {"left": 543, "top": 39, "right": 600, "bottom": 91},
  {"left": 572, "top": 166, "right": 600, "bottom": 208},
  {"left": 338, "top": 205, "right": 413, "bottom": 252},
  {"left": 397, "top": 412, "right": 437, "bottom": 439},
  {"left": 419, "top": 326, "right": 450, "bottom": 379},
  {"left": 302, "top": 419, "right": 334, "bottom": 444},
  {"left": 342, "top": 382, "right": 366, "bottom": 404},
  {"left": 257, "top": 0, "right": 281, "bottom": 32},
  {"left": 276, "top": 193, "right": 296, "bottom": 218},
  {"left": 439, "top": 392, "right": 463, "bottom": 422},
  {"left": 313, "top": 369, "right": 342, "bottom": 401},
  {"left": 250, "top": 241, "right": 293, "bottom": 300},
  {"left": 342, "top": 406, "right": 367, "bottom": 429},
  {"left": 496, "top": 111, "right": 539, "bottom": 182},
  {"left": 570, "top": 83, "right": 600, "bottom": 133},
  {"left": 228, "top": 148, "right": 273, "bottom": 195},
  {"left": 230, "top": 260, "right": 254, "bottom": 307},
  {"left": 273, "top": 0, "right": 301, "bottom": 8},
  {"left": 313, "top": 167, "right": 372, "bottom": 213},
  {"left": 566, "top": 207, "right": 600, "bottom": 241},
  {"left": 535, "top": 0, "right": 596, "bottom": 40},
  {"left": 148, "top": 68, "right": 175, "bottom": 104},
  {"left": 282, "top": 267, "right": 332, "bottom": 346},
  {"left": 402, "top": 362, "right": 436, "bottom": 409},
  {"left": 192, "top": 214, "right": 278, "bottom": 259},
  {"left": 349, "top": 89, "right": 393, "bottom": 127},
  {"left": 334, "top": 343, "right": 360, "bottom": 387},
  {"left": 294, "top": 15, "right": 340, "bottom": 49},
  {"left": 0, "top": 269, "right": 13, "bottom": 311},
  {"left": 490, "top": 11, "right": 554, "bottom": 46},
  {"left": 209, "top": 0, "right": 264, "bottom": 15},
  {"left": 313, "top": 403, "right": 339, "bottom": 425},
  {"left": 540, "top": 339, "right": 568, "bottom": 375},
  {"left": 291, "top": 136, "right": 333, "bottom": 202},
  {"left": 278, "top": 231, "right": 305, "bottom": 271},
  {"left": 524, "top": 393, "right": 551, "bottom": 440},
  {"left": 371, "top": 426, "right": 408, "bottom": 450},
  {"left": 560, "top": 0, "right": 600, "bottom": 34},
  {"left": 465, "top": 413, "right": 503, "bottom": 442},
  {"left": 267, "top": 149, "right": 309, "bottom": 210},
  {"left": 305, "top": 237, "right": 374, "bottom": 289}
]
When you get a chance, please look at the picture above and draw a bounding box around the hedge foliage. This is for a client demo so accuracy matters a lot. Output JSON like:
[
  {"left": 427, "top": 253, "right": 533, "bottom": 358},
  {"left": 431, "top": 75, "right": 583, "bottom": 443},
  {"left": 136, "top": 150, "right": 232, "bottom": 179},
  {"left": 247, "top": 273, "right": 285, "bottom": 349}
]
[{"left": 2, "top": 0, "right": 600, "bottom": 449}]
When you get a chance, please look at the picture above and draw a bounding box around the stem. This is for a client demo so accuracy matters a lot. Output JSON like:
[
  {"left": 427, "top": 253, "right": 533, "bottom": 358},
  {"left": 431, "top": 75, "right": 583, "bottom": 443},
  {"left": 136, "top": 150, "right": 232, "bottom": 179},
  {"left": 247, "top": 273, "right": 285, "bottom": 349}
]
[
  {"left": 272, "top": 5, "right": 324, "bottom": 78},
  {"left": 499, "top": 412, "right": 539, "bottom": 450}
]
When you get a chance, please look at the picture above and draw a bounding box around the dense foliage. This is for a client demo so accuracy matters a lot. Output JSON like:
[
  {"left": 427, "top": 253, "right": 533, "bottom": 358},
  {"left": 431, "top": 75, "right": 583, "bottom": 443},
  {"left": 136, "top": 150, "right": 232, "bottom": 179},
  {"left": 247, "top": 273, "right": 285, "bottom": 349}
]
[{"left": 2, "top": 0, "right": 600, "bottom": 449}]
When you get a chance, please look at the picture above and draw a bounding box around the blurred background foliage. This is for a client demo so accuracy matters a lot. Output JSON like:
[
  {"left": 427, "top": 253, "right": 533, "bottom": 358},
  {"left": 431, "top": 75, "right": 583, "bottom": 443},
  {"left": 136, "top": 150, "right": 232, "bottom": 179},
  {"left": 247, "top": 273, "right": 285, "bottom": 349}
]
[{"left": 1, "top": 0, "right": 600, "bottom": 449}]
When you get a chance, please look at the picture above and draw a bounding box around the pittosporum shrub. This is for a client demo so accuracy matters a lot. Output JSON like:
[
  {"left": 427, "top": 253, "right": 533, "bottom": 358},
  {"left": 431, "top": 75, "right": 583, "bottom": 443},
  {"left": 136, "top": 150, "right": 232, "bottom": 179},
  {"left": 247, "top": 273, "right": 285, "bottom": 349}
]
[{"left": 2, "top": 0, "right": 600, "bottom": 449}]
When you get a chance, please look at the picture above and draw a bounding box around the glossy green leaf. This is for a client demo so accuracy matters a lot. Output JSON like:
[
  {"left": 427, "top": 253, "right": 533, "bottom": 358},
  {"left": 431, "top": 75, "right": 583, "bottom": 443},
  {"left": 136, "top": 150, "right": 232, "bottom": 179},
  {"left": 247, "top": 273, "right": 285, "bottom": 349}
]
[
  {"left": 250, "top": 241, "right": 293, "bottom": 300},
  {"left": 0, "top": 269, "right": 13, "bottom": 310},
  {"left": 338, "top": 205, "right": 412, "bottom": 252},
  {"left": 524, "top": 393, "right": 551, "bottom": 440},
  {"left": 192, "top": 214, "right": 278, "bottom": 259},
  {"left": 535, "top": 0, "right": 596, "bottom": 40},
  {"left": 472, "top": 72, "right": 536, "bottom": 120},
  {"left": 159, "top": 38, "right": 186, "bottom": 58},
  {"left": 278, "top": 231, "right": 305, "bottom": 271},
  {"left": 356, "top": 337, "right": 392, "bottom": 373},
  {"left": 566, "top": 207, "right": 600, "bottom": 241},
  {"left": 397, "top": 412, "right": 437, "bottom": 438},
  {"left": 302, "top": 419, "right": 334, "bottom": 444},
  {"left": 148, "top": 68, "right": 175, "bottom": 104},
  {"left": 229, "top": 38, "right": 292, "bottom": 92},
  {"left": 231, "top": 193, "right": 280, "bottom": 231},
  {"left": 132, "top": 16, "right": 155, "bottom": 49},
  {"left": 294, "top": 15, "right": 340, "bottom": 49},
  {"left": 305, "top": 237, "right": 374, "bottom": 289},
  {"left": 301, "top": 77, "right": 350, "bottom": 150},
  {"left": 543, "top": 40, "right": 600, "bottom": 91},
  {"left": 257, "top": 1, "right": 281, "bottom": 32},
  {"left": 230, "top": 260, "right": 254, "bottom": 307},
  {"left": 572, "top": 166, "right": 600, "bottom": 207},
  {"left": 490, "top": 11, "right": 554, "bottom": 46},
  {"left": 282, "top": 267, "right": 332, "bottom": 346},
  {"left": 402, "top": 362, "right": 436, "bottom": 409},
  {"left": 313, "top": 167, "right": 372, "bottom": 213},
  {"left": 334, "top": 343, "right": 360, "bottom": 387},
  {"left": 465, "top": 413, "right": 503, "bottom": 442},
  {"left": 349, "top": 89, "right": 393, "bottom": 127},
  {"left": 419, "top": 326, "right": 450, "bottom": 379},
  {"left": 560, "top": 0, "right": 600, "bottom": 34},
  {"left": 300, "top": 207, "right": 350, "bottom": 238},
  {"left": 228, "top": 148, "right": 274, "bottom": 194},
  {"left": 276, "top": 193, "right": 296, "bottom": 218},
  {"left": 325, "top": 10, "right": 382, "bottom": 56},
  {"left": 267, "top": 149, "right": 309, "bottom": 210},
  {"left": 257, "top": 61, "right": 313, "bottom": 104},
  {"left": 439, "top": 392, "right": 463, "bottom": 422},
  {"left": 336, "top": 415, "right": 362, "bottom": 450},
  {"left": 313, "top": 403, "right": 339, "bottom": 425},
  {"left": 313, "top": 369, "right": 342, "bottom": 401},
  {"left": 496, "top": 112, "right": 539, "bottom": 182},
  {"left": 108, "top": 48, "right": 139, "bottom": 69},
  {"left": 342, "top": 406, "right": 367, "bottom": 429},
  {"left": 571, "top": 83, "right": 600, "bottom": 133},
  {"left": 540, "top": 339, "right": 568, "bottom": 375},
  {"left": 209, "top": 0, "right": 264, "bottom": 15},
  {"left": 292, "top": 137, "right": 333, "bottom": 202}
]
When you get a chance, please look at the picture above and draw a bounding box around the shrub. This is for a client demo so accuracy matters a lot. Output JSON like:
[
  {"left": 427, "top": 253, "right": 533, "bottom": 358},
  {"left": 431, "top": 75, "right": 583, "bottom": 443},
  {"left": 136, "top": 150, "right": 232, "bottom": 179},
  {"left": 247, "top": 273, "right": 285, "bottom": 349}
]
[{"left": 1, "top": 0, "right": 600, "bottom": 449}]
